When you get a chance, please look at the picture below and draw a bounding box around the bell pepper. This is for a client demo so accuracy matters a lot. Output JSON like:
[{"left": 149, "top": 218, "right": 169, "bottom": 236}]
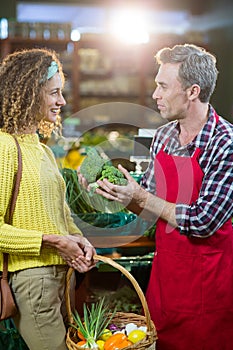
[{"left": 104, "top": 333, "right": 132, "bottom": 350}]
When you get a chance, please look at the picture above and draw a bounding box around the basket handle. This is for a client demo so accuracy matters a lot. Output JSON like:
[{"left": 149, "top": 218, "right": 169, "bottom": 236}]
[{"left": 65, "top": 254, "right": 153, "bottom": 332}]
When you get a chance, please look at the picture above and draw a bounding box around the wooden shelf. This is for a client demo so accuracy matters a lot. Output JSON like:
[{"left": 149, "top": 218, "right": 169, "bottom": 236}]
[
  {"left": 0, "top": 38, "right": 70, "bottom": 56},
  {"left": 0, "top": 34, "right": 159, "bottom": 126},
  {"left": 87, "top": 235, "right": 155, "bottom": 249}
]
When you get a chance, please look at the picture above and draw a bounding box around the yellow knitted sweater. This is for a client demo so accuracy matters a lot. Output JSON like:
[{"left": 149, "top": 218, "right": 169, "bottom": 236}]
[{"left": 0, "top": 131, "right": 82, "bottom": 272}]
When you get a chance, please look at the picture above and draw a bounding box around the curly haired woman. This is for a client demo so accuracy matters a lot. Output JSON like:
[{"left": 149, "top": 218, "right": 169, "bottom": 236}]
[{"left": 0, "top": 48, "right": 96, "bottom": 349}]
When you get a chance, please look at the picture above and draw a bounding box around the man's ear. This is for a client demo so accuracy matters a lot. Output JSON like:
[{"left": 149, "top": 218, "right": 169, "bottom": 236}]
[{"left": 187, "top": 84, "right": 201, "bottom": 100}]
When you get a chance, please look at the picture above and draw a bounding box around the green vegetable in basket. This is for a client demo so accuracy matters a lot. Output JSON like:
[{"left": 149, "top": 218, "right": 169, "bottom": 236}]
[{"left": 71, "top": 297, "right": 116, "bottom": 349}]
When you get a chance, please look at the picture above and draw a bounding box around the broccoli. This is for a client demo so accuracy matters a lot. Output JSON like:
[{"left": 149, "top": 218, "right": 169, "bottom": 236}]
[
  {"left": 79, "top": 147, "right": 107, "bottom": 183},
  {"left": 88, "top": 164, "right": 127, "bottom": 195},
  {"left": 80, "top": 148, "right": 128, "bottom": 196},
  {"left": 99, "top": 165, "right": 128, "bottom": 185}
]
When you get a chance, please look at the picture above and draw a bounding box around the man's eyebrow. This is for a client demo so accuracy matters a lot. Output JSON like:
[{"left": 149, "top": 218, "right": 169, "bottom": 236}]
[{"left": 155, "top": 80, "right": 167, "bottom": 87}]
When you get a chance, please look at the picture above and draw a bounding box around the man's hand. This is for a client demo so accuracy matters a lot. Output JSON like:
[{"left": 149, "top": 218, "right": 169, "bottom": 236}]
[
  {"left": 95, "top": 164, "right": 178, "bottom": 228},
  {"left": 95, "top": 164, "right": 144, "bottom": 207}
]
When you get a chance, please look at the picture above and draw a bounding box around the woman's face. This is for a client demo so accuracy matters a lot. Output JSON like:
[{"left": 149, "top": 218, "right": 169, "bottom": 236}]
[{"left": 42, "top": 72, "right": 66, "bottom": 124}]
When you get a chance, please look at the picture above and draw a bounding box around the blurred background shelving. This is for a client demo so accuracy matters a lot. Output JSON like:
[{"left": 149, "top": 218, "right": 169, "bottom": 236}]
[
  {"left": 0, "top": 0, "right": 233, "bottom": 126},
  {"left": 0, "top": 33, "right": 171, "bottom": 116}
]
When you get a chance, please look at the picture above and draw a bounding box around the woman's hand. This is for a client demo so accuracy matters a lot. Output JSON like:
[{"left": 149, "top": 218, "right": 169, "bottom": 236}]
[
  {"left": 42, "top": 234, "right": 96, "bottom": 273},
  {"left": 77, "top": 166, "right": 89, "bottom": 190},
  {"left": 66, "top": 235, "right": 96, "bottom": 272}
]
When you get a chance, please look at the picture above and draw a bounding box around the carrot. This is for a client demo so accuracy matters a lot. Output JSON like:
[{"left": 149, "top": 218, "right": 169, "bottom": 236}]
[
  {"left": 77, "top": 329, "right": 86, "bottom": 341},
  {"left": 77, "top": 340, "right": 86, "bottom": 346}
]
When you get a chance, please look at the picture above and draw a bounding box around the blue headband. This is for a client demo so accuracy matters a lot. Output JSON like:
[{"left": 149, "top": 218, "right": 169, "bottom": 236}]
[{"left": 47, "top": 61, "right": 58, "bottom": 80}]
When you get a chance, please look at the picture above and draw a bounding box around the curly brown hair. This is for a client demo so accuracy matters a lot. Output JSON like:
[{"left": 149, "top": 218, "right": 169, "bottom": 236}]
[{"left": 0, "top": 47, "right": 65, "bottom": 135}]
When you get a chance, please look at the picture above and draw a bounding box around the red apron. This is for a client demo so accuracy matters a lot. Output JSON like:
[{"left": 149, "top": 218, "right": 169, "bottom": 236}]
[{"left": 146, "top": 115, "right": 233, "bottom": 350}]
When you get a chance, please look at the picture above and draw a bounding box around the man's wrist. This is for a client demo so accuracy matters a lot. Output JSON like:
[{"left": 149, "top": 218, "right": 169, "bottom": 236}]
[{"left": 136, "top": 186, "right": 148, "bottom": 209}]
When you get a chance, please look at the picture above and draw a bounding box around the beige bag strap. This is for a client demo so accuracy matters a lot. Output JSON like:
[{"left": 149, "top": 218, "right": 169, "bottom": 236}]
[{"left": 3, "top": 136, "right": 23, "bottom": 280}]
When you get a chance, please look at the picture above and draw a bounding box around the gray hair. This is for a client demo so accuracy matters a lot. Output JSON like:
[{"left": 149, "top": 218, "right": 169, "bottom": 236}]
[{"left": 155, "top": 44, "right": 219, "bottom": 102}]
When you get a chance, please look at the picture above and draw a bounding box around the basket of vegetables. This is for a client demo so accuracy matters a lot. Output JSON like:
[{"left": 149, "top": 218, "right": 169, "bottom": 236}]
[{"left": 65, "top": 254, "right": 157, "bottom": 350}]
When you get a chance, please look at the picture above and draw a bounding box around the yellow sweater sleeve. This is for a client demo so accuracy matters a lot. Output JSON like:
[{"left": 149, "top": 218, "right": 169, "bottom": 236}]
[
  {"left": 0, "top": 135, "right": 43, "bottom": 255},
  {"left": 0, "top": 132, "right": 83, "bottom": 271}
]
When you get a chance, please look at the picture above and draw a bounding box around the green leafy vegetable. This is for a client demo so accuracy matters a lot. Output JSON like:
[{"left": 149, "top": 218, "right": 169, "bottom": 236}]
[
  {"left": 71, "top": 297, "right": 116, "bottom": 348},
  {"left": 98, "top": 165, "right": 128, "bottom": 185},
  {"left": 79, "top": 148, "right": 107, "bottom": 183},
  {"left": 61, "top": 167, "right": 125, "bottom": 214},
  {"left": 80, "top": 147, "right": 128, "bottom": 195},
  {"left": 61, "top": 167, "right": 94, "bottom": 214}
]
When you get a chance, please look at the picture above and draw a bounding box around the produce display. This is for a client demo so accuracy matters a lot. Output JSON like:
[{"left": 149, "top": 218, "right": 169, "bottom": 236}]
[
  {"left": 70, "top": 298, "right": 147, "bottom": 349},
  {"left": 61, "top": 146, "right": 128, "bottom": 214},
  {"left": 92, "top": 285, "right": 142, "bottom": 314},
  {"left": 60, "top": 167, "right": 125, "bottom": 214},
  {"left": 61, "top": 164, "right": 154, "bottom": 236},
  {"left": 60, "top": 147, "right": 140, "bottom": 233}
]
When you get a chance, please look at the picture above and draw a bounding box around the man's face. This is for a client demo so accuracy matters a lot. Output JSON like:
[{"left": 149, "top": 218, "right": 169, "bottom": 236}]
[{"left": 152, "top": 63, "right": 189, "bottom": 121}]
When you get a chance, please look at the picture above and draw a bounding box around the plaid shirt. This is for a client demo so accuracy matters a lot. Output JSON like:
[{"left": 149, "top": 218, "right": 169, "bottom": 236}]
[{"left": 141, "top": 105, "right": 233, "bottom": 237}]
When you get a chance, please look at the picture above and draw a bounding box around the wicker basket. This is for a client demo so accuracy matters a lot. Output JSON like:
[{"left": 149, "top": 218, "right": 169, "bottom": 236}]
[{"left": 66, "top": 254, "right": 157, "bottom": 350}]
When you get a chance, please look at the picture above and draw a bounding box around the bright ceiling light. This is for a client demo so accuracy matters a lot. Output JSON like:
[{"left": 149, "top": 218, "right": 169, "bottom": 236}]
[
  {"left": 71, "top": 29, "right": 81, "bottom": 41},
  {"left": 110, "top": 8, "right": 149, "bottom": 44}
]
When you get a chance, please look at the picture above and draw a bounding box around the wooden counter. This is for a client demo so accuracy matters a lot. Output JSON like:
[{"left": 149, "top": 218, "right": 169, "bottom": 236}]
[{"left": 87, "top": 235, "right": 155, "bottom": 249}]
